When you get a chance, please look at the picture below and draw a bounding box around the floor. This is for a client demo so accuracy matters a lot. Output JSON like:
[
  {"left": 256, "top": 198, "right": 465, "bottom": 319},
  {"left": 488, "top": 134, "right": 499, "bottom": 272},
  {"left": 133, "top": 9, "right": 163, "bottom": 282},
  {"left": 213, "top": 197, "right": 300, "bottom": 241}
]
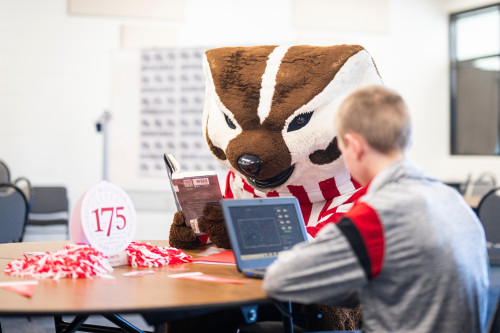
[{"left": 0, "top": 314, "right": 154, "bottom": 332}]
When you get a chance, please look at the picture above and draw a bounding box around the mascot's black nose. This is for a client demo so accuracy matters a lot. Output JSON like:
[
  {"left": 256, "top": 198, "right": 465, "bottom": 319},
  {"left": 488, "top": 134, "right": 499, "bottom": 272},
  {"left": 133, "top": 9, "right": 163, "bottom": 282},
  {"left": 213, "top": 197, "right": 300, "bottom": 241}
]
[{"left": 238, "top": 155, "right": 261, "bottom": 177}]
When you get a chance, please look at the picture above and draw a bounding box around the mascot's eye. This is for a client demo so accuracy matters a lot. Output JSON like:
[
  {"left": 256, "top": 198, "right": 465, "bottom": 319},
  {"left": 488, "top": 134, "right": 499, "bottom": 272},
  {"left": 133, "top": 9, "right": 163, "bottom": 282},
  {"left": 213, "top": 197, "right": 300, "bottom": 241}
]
[
  {"left": 224, "top": 113, "right": 236, "bottom": 129},
  {"left": 287, "top": 112, "right": 313, "bottom": 132}
]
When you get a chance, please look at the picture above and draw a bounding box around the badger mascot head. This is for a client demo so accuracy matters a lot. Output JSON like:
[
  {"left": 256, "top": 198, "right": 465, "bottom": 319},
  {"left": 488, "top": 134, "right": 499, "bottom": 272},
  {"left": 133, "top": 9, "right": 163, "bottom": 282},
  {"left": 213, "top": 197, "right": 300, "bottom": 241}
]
[{"left": 203, "top": 45, "right": 381, "bottom": 197}]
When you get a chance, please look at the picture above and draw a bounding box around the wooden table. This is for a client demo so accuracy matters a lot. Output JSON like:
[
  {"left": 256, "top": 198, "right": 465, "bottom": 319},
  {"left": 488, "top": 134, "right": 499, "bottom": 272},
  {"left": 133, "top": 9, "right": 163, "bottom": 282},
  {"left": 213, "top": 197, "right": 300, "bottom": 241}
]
[{"left": 0, "top": 241, "right": 270, "bottom": 332}]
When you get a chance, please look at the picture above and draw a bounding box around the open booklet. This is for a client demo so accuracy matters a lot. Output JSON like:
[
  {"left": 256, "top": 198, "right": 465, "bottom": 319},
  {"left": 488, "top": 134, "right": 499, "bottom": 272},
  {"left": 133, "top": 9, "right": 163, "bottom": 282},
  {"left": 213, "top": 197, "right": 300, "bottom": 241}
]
[{"left": 164, "top": 153, "right": 223, "bottom": 235}]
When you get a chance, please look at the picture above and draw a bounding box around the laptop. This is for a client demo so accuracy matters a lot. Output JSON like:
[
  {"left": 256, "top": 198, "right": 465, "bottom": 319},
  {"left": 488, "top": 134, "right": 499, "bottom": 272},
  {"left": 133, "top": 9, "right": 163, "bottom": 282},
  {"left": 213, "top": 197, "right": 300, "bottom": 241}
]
[{"left": 221, "top": 197, "right": 308, "bottom": 278}]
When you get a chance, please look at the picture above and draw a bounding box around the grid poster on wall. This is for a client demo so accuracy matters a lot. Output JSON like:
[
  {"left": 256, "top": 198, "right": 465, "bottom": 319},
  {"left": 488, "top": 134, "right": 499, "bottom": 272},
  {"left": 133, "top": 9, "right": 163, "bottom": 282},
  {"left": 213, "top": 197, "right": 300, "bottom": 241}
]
[{"left": 139, "top": 48, "right": 223, "bottom": 177}]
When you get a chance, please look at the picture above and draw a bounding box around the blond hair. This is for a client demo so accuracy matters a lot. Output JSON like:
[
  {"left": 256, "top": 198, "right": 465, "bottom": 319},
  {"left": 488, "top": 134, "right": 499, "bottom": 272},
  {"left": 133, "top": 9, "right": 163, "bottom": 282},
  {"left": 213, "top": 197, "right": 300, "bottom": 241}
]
[{"left": 335, "top": 85, "right": 412, "bottom": 153}]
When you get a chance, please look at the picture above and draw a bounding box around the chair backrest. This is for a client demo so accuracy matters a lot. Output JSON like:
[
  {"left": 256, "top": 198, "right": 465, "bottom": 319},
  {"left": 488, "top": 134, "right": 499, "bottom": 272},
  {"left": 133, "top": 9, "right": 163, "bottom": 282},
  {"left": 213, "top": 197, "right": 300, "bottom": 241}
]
[
  {"left": 28, "top": 186, "right": 69, "bottom": 226},
  {"left": 0, "top": 160, "right": 32, "bottom": 206},
  {"left": 0, "top": 183, "right": 29, "bottom": 243},
  {"left": 13, "top": 177, "right": 33, "bottom": 208},
  {"left": 0, "top": 160, "right": 10, "bottom": 184},
  {"left": 488, "top": 294, "right": 500, "bottom": 333},
  {"left": 477, "top": 188, "right": 500, "bottom": 245},
  {"left": 477, "top": 188, "right": 500, "bottom": 265}
]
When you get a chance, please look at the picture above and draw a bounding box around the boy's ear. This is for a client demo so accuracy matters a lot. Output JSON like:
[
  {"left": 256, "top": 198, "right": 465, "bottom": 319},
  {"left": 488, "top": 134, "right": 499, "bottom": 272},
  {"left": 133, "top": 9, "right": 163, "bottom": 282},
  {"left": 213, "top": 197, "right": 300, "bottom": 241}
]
[{"left": 344, "top": 132, "right": 365, "bottom": 160}]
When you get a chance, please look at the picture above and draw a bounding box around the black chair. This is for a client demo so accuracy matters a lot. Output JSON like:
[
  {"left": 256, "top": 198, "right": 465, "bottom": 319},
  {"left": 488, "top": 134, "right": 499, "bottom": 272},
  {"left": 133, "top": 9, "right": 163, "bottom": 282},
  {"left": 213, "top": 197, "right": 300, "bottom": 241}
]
[
  {"left": 0, "top": 160, "right": 10, "bottom": 184},
  {"left": 0, "top": 178, "right": 30, "bottom": 333},
  {"left": 24, "top": 186, "right": 69, "bottom": 241},
  {"left": 13, "top": 177, "right": 33, "bottom": 209},
  {"left": 0, "top": 183, "right": 29, "bottom": 243},
  {"left": 0, "top": 159, "right": 33, "bottom": 207},
  {"left": 477, "top": 187, "right": 500, "bottom": 266},
  {"left": 489, "top": 294, "right": 500, "bottom": 333}
]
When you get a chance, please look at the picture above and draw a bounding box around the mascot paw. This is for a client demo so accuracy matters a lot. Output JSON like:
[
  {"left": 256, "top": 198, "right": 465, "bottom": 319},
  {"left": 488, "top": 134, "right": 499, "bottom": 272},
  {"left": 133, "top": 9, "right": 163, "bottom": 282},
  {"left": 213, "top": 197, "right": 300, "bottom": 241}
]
[
  {"left": 169, "top": 211, "right": 201, "bottom": 249},
  {"left": 198, "top": 204, "right": 231, "bottom": 249}
]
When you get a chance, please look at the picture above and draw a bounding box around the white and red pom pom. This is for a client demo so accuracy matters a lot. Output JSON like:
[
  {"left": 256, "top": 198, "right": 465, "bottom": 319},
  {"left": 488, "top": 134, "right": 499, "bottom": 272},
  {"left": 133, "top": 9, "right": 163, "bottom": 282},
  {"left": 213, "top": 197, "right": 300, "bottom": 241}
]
[
  {"left": 125, "top": 241, "right": 192, "bottom": 267},
  {"left": 4, "top": 244, "right": 113, "bottom": 280}
]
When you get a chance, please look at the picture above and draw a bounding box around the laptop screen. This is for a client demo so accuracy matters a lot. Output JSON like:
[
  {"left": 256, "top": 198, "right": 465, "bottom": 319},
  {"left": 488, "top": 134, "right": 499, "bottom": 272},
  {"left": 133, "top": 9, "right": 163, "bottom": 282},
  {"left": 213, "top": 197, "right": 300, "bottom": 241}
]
[
  {"left": 222, "top": 198, "right": 308, "bottom": 271},
  {"left": 229, "top": 203, "right": 304, "bottom": 259}
]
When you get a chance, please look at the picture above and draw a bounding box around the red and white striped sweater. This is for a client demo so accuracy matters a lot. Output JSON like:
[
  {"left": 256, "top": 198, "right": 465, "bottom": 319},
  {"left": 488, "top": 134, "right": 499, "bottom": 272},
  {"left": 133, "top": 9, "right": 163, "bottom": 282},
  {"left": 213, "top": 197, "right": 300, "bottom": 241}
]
[
  {"left": 223, "top": 171, "right": 366, "bottom": 238},
  {"left": 198, "top": 171, "right": 366, "bottom": 246}
]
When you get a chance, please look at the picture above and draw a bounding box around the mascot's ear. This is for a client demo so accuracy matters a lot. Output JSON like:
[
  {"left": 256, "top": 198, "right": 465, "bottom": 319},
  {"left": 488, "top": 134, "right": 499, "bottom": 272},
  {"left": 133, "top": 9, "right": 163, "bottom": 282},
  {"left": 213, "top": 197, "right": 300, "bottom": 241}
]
[{"left": 204, "top": 46, "right": 277, "bottom": 119}]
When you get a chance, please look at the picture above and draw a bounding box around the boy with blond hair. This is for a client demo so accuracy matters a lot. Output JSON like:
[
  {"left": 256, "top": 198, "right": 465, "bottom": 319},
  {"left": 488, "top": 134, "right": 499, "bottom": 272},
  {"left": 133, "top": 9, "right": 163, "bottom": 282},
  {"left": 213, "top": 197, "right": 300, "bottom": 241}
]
[{"left": 264, "top": 85, "right": 489, "bottom": 332}]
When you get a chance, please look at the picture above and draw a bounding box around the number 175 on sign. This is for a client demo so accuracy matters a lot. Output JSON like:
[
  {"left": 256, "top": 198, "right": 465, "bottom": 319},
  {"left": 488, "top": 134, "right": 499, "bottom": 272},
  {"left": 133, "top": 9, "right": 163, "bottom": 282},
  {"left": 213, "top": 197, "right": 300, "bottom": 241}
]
[{"left": 92, "top": 207, "right": 127, "bottom": 237}]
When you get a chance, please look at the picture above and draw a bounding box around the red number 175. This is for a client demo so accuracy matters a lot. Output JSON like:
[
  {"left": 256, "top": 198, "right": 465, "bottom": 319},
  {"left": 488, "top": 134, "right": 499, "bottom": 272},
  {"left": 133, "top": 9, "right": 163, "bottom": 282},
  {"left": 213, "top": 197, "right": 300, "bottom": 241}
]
[{"left": 92, "top": 207, "right": 126, "bottom": 237}]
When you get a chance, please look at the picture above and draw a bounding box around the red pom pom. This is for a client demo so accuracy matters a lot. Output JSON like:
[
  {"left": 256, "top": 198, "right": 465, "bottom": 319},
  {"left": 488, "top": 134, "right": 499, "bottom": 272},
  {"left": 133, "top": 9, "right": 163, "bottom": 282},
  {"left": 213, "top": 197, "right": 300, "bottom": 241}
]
[
  {"left": 125, "top": 241, "right": 192, "bottom": 267},
  {"left": 5, "top": 244, "right": 113, "bottom": 279}
]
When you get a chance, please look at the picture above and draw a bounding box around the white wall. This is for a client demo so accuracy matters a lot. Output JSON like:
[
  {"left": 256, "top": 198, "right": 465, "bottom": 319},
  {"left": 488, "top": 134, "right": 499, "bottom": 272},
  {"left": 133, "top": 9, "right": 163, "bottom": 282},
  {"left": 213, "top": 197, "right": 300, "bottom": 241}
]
[
  {"left": 0, "top": 0, "right": 498, "bottom": 240},
  {"left": 0, "top": 1, "right": 119, "bottom": 200}
]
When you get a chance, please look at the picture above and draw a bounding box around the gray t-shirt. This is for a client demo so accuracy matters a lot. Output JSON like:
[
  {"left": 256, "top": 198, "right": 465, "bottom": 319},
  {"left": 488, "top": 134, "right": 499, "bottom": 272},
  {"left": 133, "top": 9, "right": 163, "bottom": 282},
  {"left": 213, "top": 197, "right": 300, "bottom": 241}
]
[{"left": 264, "top": 160, "right": 490, "bottom": 333}]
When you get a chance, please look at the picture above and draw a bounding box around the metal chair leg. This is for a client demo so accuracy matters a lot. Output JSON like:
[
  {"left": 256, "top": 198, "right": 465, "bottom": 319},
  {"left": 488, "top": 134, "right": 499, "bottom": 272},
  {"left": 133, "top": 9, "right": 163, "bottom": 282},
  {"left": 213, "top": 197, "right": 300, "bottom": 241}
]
[
  {"left": 55, "top": 314, "right": 151, "bottom": 333},
  {"left": 103, "top": 314, "right": 144, "bottom": 333},
  {"left": 282, "top": 302, "right": 294, "bottom": 333},
  {"left": 61, "top": 315, "right": 89, "bottom": 333}
]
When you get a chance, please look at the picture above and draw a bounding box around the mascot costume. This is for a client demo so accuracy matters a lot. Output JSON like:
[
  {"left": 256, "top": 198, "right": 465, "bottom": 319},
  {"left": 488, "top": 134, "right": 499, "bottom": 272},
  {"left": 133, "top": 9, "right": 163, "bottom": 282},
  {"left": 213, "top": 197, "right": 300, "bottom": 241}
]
[{"left": 169, "top": 44, "right": 382, "bottom": 332}]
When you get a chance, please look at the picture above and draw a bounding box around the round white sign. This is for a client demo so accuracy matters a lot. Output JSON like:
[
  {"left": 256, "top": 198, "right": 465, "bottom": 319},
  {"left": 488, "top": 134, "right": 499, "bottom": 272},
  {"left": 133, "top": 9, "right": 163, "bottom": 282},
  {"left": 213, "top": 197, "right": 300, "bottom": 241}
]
[{"left": 70, "top": 181, "right": 136, "bottom": 256}]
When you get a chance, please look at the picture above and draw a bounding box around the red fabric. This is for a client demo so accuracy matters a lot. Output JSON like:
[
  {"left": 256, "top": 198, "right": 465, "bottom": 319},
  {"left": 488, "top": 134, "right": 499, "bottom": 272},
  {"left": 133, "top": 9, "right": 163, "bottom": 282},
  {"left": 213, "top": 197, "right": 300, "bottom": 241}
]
[
  {"left": 224, "top": 172, "right": 235, "bottom": 199},
  {"left": 306, "top": 225, "right": 321, "bottom": 238},
  {"left": 198, "top": 233, "right": 210, "bottom": 246},
  {"left": 318, "top": 177, "right": 341, "bottom": 200},
  {"left": 299, "top": 203, "right": 313, "bottom": 227},
  {"left": 287, "top": 185, "right": 313, "bottom": 223},
  {"left": 345, "top": 201, "right": 385, "bottom": 278},
  {"left": 267, "top": 191, "right": 279, "bottom": 197},
  {"left": 243, "top": 182, "right": 259, "bottom": 198},
  {"left": 347, "top": 184, "right": 368, "bottom": 201},
  {"left": 306, "top": 210, "right": 344, "bottom": 237},
  {"left": 306, "top": 204, "right": 350, "bottom": 237},
  {"left": 352, "top": 178, "right": 362, "bottom": 189},
  {"left": 308, "top": 186, "right": 369, "bottom": 237},
  {"left": 287, "top": 184, "right": 312, "bottom": 204}
]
